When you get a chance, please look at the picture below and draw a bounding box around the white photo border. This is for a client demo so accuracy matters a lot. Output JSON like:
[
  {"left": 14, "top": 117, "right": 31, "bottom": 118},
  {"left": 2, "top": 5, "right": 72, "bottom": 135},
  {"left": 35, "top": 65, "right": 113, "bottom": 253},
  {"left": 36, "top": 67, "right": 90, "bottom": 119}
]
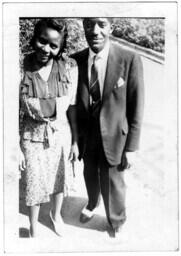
[{"left": 2, "top": 1, "right": 179, "bottom": 254}]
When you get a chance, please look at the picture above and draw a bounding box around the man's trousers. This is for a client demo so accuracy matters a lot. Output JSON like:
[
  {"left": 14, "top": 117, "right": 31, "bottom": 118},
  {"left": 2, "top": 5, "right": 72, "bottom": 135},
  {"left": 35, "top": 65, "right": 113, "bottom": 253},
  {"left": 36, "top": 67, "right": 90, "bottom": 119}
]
[{"left": 83, "top": 117, "right": 126, "bottom": 229}]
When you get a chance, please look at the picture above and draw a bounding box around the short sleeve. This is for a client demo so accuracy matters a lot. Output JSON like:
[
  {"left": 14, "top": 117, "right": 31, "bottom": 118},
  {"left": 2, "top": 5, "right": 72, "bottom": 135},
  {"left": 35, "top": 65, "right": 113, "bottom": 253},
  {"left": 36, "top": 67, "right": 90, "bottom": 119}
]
[
  {"left": 68, "top": 60, "right": 78, "bottom": 105},
  {"left": 20, "top": 72, "right": 34, "bottom": 96}
]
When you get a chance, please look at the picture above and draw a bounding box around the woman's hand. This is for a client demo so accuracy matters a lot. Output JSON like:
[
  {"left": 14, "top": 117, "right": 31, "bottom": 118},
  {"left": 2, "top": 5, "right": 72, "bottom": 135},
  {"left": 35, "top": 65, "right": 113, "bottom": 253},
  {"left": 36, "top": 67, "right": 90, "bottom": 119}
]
[
  {"left": 19, "top": 149, "right": 26, "bottom": 171},
  {"left": 69, "top": 143, "right": 79, "bottom": 162}
]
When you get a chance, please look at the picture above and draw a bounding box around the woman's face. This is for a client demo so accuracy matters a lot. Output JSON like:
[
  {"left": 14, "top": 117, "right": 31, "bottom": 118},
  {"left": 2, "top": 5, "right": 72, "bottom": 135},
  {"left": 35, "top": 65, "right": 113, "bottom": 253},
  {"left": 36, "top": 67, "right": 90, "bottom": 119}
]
[{"left": 34, "top": 27, "right": 64, "bottom": 64}]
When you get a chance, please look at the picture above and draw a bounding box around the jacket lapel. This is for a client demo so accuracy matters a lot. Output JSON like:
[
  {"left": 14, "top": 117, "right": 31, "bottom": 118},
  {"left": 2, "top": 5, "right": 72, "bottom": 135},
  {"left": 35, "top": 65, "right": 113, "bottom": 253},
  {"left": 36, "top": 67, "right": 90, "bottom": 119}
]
[
  {"left": 102, "top": 43, "right": 123, "bottom": 101},
  {"left": 79, "top": 49, "right": 89, "bottom": 111}
]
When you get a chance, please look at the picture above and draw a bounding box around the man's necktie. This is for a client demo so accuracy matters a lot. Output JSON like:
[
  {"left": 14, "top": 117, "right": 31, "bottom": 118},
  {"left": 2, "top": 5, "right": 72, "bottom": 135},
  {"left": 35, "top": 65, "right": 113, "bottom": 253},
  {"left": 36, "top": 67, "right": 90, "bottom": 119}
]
[{"left": 89, "top": 56, "right": 101, "bottom": 117}]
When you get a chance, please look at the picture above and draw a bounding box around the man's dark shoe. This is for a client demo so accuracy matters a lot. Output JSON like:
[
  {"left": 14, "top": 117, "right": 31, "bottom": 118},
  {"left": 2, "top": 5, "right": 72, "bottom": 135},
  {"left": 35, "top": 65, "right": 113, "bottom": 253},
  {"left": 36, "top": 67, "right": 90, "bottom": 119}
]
[{"left": 108, "top": 225, "right": 122, "bottom": 238}]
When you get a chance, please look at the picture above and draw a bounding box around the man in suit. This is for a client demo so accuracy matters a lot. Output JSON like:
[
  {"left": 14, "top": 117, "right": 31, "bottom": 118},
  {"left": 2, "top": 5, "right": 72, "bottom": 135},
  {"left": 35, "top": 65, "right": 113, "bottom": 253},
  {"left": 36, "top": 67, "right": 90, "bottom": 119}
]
[{"left": 72, "top": 18, "right": 144, "bottom": 237}]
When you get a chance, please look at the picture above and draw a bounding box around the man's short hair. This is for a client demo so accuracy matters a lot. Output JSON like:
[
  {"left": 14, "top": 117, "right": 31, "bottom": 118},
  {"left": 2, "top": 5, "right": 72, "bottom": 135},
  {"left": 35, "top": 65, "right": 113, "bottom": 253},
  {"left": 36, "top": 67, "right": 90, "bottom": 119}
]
[{"left": 82, "top": 17, "right": 114, "bottom": 24}]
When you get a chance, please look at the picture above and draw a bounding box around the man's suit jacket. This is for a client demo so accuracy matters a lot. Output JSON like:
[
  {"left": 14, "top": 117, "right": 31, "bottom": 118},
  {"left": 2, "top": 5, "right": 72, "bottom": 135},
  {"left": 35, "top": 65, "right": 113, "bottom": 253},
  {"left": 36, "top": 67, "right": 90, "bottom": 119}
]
[{"left": 72, "top": 41, "right": 144, "bottom": 166}]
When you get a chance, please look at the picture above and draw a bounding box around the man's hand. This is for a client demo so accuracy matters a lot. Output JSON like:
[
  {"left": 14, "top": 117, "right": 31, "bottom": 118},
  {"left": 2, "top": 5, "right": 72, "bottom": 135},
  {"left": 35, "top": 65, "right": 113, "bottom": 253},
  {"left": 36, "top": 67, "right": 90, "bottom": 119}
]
[
  {"left": 120, "top": 151, "right": 137, "bottom": 171},
  {"left": 19, "top": 149, "right": 26, "bottom": 171},
  {"left": 125, "top": 151, "right": 137, "bottom": 168}
]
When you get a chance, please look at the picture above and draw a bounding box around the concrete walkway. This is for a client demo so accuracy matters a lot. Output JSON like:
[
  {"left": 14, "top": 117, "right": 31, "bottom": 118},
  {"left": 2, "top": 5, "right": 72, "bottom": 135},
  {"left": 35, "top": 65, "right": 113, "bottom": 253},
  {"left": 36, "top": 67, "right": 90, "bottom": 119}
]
[{"left": 17, "top": 53, "right": 178, "bottom": 253}]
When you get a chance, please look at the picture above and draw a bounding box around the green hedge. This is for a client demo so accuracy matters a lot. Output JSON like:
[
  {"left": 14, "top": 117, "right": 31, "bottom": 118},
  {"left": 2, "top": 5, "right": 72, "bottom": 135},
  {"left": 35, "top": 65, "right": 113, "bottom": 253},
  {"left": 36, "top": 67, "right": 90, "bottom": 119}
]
[
  {"left": 19, "top": 18, "right": 165, "bottom": 67},
  {"left": 112, "top": 18, "right": 165, "bottom": 53}
]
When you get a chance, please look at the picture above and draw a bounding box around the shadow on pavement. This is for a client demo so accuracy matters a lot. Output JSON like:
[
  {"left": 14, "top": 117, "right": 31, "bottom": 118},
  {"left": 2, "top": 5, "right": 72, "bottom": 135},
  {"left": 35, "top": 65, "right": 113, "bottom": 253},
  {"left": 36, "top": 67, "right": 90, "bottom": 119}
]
[
  {"left": 62, "top": 196, "right": 108, "bottom": 232},
  {"left": 19, "top": 176, "right": 107, "bottom": 237},
  {"left": 19, "top": 227, "right": 29, "bottom": 238}
]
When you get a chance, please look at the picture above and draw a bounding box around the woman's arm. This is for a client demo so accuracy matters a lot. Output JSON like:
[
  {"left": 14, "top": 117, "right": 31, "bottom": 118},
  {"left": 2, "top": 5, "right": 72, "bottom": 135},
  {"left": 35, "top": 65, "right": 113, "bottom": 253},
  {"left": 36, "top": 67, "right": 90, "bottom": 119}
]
[
  {"left": 66, "top": 57, "right": 79, "bottom": 160},
  {"left": 19, "top": 147, "right": 26, "bottom": 171}
]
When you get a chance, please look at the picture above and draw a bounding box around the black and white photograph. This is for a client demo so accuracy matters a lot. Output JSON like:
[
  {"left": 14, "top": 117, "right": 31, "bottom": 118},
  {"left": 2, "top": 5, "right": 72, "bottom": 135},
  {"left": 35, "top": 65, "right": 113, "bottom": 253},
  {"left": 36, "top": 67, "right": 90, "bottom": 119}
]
[{"left": 2, "top": 1, "right": 179, "bottom": 254}]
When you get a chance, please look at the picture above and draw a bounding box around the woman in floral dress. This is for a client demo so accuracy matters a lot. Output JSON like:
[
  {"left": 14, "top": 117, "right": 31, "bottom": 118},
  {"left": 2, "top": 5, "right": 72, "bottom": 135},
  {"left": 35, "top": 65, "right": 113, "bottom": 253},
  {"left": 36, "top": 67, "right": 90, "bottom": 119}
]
[{"left": 19, "top": 19, "right": 78, "bottom": 237}]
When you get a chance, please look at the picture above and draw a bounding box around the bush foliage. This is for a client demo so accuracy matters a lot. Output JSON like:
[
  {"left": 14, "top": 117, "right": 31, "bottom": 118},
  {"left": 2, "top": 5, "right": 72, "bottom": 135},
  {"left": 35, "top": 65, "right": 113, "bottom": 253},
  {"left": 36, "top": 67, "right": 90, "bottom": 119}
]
[
  {"left": 19, "top": 18, "right": 165, "bottom": 66},
  {"left": 112, "top": 18, "right": 165, "bottom": 53}
]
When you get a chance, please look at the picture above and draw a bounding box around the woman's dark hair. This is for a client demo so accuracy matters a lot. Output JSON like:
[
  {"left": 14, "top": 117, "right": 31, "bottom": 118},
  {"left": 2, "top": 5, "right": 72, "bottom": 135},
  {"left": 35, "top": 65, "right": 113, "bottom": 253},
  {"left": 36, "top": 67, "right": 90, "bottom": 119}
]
[{"left": 30, "top": 18, "right": 68, "bottom": 58}]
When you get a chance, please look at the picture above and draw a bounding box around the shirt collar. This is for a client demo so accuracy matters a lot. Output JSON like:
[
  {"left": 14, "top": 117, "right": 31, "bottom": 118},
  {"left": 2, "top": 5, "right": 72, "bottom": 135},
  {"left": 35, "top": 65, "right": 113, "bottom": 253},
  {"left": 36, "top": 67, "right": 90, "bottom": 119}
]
[{"left": 89, "top": 40, "right": 110, "bottom": 61}]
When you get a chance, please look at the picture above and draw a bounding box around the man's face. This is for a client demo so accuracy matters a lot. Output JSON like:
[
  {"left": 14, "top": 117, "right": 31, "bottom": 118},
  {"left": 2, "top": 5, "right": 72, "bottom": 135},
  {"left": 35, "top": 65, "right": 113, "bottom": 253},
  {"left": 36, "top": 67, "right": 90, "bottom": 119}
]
[{"left": 83, "top": 18, "right": 112, "bottom": 53}]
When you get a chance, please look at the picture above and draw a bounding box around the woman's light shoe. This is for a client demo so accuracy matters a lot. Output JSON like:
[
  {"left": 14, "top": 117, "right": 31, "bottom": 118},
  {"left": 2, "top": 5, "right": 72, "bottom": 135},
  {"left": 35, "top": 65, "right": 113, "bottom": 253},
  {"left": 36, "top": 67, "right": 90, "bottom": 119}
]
[
  {"left": 29, "top": 230, "right": 32, "bottom": 238},
  {"left": 29, "top": 225, "right": 38, "bottom": 238},
  {"left": 49, "top": 210, "right": 64, "bottom": 236}
]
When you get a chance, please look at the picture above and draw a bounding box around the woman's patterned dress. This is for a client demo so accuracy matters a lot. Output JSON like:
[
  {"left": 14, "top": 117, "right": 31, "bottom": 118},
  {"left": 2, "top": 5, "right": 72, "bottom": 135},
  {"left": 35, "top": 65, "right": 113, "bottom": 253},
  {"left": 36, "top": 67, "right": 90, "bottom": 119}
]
[{"left": 20, "top": 54, "right": 78, "bottom": 206}]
